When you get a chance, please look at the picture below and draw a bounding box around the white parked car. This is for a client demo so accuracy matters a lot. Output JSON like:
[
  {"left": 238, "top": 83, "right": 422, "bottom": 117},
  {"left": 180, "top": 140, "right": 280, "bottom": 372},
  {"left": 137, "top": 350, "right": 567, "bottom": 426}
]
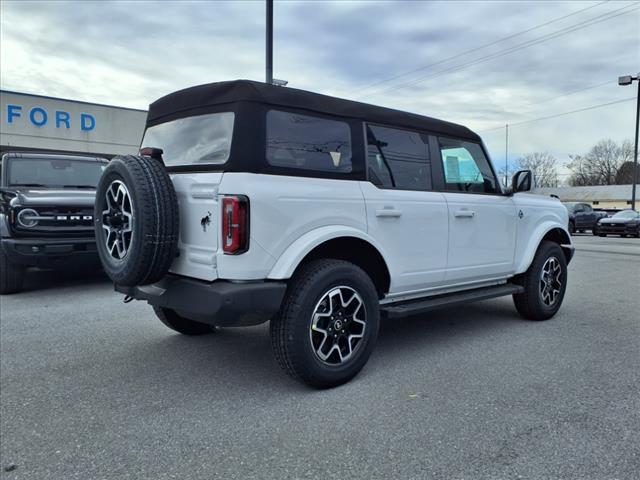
[{"left": 94, "top": 80, "right": 573, "bottom": 388}]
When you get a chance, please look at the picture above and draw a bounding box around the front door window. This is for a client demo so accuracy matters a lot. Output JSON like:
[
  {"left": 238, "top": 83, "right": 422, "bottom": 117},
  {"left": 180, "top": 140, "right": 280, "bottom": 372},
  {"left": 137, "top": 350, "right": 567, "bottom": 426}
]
[{"left": 439, "top": 138, "right": 498, "bottom": 194}]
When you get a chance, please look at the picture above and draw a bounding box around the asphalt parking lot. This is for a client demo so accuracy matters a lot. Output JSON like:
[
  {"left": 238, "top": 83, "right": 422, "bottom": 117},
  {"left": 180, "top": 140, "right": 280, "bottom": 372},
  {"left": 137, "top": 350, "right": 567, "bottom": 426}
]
[{"left": 1, "top": 235, "right": 639, "bottom": 480}]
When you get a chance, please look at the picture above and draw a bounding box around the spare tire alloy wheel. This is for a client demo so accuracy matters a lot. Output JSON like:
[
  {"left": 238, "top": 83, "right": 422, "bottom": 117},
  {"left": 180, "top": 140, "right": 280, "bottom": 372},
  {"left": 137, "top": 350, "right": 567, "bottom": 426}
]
[
  {"left": 310, "top": 286, "right": 367, "bottom": 365},
  {"left": 101, "top": 180, "right": 133, "bottom": 260},
  {"left": 94, "top": 155, "right": 179, "bottom": 287}
]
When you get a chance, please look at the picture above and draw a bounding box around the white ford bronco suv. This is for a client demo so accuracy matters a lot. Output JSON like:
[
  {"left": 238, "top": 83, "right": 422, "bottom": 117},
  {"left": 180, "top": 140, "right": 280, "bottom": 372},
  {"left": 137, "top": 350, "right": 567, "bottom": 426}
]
[{"left": 95, "top": 80, "right": 573, "bottom": 388}]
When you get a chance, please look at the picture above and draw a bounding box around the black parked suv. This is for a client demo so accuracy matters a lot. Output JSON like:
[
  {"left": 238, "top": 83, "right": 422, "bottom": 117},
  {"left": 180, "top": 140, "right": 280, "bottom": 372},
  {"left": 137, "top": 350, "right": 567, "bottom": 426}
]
[
  {"left": 0, "top": 152, "right": 108, "bottom": 293},
  {"left": 563, "top": 202, "right": 607, "bottom": 234}
]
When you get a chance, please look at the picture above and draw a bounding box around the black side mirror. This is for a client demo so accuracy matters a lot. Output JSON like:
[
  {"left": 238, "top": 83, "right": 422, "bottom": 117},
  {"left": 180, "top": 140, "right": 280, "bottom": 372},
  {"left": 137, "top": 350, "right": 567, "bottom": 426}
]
[{"left": 511, "top": 170, "right": 533, "bottom": 193}]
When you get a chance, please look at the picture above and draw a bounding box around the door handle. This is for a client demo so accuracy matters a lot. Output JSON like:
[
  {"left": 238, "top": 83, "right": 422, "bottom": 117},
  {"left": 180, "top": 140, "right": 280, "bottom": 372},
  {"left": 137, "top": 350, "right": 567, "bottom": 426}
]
[
  {"left": 376, "top": 208, "right": 402, "bottom": 218},
  {"left": 454, "top": 209, "right": 475, "bottom": 218}
]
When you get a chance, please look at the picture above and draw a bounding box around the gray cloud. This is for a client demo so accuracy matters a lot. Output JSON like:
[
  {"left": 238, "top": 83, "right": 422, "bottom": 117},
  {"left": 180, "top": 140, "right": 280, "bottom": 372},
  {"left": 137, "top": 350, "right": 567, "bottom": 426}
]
[{"left": 1, "top": 0, "right": 639, "bottom": 170}]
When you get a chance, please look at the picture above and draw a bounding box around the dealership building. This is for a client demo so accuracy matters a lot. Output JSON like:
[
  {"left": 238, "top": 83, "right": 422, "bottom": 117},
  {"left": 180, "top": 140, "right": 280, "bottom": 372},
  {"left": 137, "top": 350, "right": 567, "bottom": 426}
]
[{"left": 0, "top": 90, "right": 147, "bottom": 158}]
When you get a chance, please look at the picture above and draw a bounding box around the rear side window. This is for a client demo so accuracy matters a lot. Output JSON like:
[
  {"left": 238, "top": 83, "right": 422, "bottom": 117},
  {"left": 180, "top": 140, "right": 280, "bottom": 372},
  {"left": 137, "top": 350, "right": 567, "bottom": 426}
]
[
  {"left": 366, "top": 124, "right": 431, "bottom": 190},
  {"left": 141, "top": 112, "right": 235, "bottom": 167},
  {"left": 266, "top": 110, "right": 352, "bottom": 173},
  {"left": 438, "top": 137, "right": 498, "bottom": 194}
]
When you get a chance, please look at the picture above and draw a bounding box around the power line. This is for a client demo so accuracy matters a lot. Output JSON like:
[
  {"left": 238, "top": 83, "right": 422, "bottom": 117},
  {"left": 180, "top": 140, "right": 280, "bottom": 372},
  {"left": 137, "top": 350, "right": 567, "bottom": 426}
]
[
  {"left": 358, "top": 2, "right": 639, "bottom": 100},
  {"left": 523, "top": 80, "right": 613, "bottom": 108},
  {"left": 352, "top": 0, "right": 610, "bottom": 96},
  {"left": 479, "top": 97, "right": 636, "bottom": 133}
]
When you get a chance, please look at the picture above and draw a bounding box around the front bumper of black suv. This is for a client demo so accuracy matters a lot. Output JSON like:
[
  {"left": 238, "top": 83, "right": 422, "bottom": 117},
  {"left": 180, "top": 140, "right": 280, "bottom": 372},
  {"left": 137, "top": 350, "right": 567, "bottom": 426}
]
[
  {"left": 1, "top": 237, "right": 99, "bottom": 268},
  {"left": 116, "top": 275, "right": 287, "bottom": 327}
]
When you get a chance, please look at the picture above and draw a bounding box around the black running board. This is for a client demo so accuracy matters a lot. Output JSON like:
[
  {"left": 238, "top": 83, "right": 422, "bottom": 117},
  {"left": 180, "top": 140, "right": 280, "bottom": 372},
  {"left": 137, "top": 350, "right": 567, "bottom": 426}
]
[{"left": 381, "top": 284, "right": 524, "bottom": 319}]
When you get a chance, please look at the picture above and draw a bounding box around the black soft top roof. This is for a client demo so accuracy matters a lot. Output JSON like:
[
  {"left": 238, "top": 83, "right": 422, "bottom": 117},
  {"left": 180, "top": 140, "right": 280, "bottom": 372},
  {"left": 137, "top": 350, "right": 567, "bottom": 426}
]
[{"left": 147, "top": 80, "right": 481, "bottom": 142}]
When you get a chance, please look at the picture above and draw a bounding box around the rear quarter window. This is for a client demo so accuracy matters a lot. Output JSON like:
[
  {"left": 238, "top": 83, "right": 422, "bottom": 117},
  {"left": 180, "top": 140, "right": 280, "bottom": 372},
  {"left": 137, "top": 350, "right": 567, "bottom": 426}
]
[{"left": 266, "top": 110, "right": 352, "bottom": 173}]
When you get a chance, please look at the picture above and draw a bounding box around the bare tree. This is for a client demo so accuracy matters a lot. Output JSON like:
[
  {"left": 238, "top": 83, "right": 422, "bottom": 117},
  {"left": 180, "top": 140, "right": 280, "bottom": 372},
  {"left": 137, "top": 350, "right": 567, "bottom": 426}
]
[
  {"left": 568, "top": 139, "right": 633, "bottom": 186},
  {"left": 508, "top": 152, "right": 559, "bottom": 188}
]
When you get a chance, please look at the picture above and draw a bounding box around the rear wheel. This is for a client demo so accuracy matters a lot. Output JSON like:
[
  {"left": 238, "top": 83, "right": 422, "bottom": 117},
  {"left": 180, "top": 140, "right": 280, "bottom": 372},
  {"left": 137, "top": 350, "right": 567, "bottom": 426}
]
[
  {"left": 0, "top": 248, "right": 25, "bottom": 295},
  {"left": 513, "top": 241, "right": 567, "bottom": 321},
  {"left": 153, "top": 306, "right": 216, "bottom": 335},
  {"left": 270, "top": 259, "right": 379, "bottom": 389}
]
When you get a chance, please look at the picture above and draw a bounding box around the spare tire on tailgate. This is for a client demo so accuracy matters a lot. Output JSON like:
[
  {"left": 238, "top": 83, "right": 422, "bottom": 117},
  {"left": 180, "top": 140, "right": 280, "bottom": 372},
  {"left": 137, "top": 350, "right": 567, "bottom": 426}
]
[{"left": 94, "top": 155, "right": 179, "bottom": 286}]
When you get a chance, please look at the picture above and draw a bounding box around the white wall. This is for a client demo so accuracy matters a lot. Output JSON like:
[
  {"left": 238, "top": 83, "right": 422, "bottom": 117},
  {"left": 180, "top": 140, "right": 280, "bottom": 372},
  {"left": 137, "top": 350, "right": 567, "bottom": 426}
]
[{"left": 0, "top": 90, "right": 147, "bottom": 156}]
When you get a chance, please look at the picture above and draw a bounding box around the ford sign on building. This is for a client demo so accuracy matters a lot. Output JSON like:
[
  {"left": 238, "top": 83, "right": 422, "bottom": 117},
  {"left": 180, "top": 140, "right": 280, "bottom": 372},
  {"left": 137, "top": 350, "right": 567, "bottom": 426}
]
[{"left": 1, "top": 90, "right": 147, "bottom": 158}]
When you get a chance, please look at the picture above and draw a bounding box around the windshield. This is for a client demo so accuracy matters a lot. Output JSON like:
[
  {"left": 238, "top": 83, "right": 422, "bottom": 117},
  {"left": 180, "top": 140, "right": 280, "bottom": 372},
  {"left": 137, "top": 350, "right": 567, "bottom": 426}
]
[
  {"left": 612, "top": 210, "right": 639, "bottom": 219},
  {"left": 563, "top": 202, "right": 579, "bottom": 212},
  {"left": 7, "top": 158, "right": 106, "bottom": 188},
  {"left": 141, "top": 112, "right": 235, "bottom": 167}
]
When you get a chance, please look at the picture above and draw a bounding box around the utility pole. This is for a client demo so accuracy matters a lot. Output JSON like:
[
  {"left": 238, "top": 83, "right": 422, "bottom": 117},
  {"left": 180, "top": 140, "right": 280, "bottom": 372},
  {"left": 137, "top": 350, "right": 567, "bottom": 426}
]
[
  {"left": 266, "top": 0, "right": 273, "bottom": 85},
  {"left": 505, "top": 124, "right": 509, "bottom": 187},
  {"left": 634, "top": 79, "right": 640, "bottom": 210}
]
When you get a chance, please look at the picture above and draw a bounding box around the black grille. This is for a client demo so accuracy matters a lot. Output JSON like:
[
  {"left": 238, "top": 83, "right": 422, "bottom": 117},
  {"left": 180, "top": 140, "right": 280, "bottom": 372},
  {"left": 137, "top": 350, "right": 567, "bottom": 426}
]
[{"left": 13, "top": 206, "right": 95, "bottom": 238}]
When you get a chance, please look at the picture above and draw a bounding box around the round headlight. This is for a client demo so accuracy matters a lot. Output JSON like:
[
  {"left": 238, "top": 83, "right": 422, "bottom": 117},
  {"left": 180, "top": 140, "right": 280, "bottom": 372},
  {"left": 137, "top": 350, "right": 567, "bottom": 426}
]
[{"left": 17, "top": 208, "right": 39, "bottom": 228}]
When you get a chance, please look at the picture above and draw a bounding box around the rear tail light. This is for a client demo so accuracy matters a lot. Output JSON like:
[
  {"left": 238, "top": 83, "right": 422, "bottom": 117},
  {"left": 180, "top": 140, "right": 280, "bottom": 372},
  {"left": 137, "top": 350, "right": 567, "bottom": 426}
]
[{"left": 221, "top": 195, "right": 249, "bottom": 254}]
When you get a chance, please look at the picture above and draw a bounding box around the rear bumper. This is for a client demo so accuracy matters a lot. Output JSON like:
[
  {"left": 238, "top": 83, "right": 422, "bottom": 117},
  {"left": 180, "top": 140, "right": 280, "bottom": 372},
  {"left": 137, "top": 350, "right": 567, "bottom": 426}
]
[
  {"left": 1, "top": 236, "right": 99, "bottom": 268},
  {"left": 116, "top": 275, "right": 287, "bottom": 327}
]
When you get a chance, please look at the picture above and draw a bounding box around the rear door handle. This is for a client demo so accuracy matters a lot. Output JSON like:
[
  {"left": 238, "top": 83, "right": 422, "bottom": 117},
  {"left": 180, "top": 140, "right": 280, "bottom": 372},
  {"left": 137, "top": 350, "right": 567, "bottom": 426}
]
[
  {"left": 454, "top": 209, "right": 475, "bottom": 218},
  {"left": 376, "top": 208, "right": 402, "bottom": 218}
]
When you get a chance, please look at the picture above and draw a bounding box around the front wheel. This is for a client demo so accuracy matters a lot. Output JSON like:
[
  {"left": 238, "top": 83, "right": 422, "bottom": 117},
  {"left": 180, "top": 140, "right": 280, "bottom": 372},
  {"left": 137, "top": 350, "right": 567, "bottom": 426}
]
[
  {"left": 153, "top": 306, "right": 216, "bottom": 335},
  {"left": 513, "top": 241, "right": 568, "bottom": 321},
  {"left": 568, "top": 221, "right": 575, "bottom": 235},
  {"left": 270, "top": 259, "right": 380, "bottom": 389}
]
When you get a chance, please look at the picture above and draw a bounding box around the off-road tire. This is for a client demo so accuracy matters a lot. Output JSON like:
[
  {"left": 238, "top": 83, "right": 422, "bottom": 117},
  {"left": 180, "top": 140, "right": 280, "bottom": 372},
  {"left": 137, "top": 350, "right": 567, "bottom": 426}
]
[
  {"left": 270, "top": 259, "right": 379, "bottom": 389},
  {"left": 153, "top": 306, "right": 216, "bottom": 335},
  {"left": 513, "top": 241, "right": 568, "bottom": 321},
  {"left": 0, "top": 247, "right": 25, "bottom": 294},
  {"left": 95, "top": 155, "right": 179, "bottom": 286}
]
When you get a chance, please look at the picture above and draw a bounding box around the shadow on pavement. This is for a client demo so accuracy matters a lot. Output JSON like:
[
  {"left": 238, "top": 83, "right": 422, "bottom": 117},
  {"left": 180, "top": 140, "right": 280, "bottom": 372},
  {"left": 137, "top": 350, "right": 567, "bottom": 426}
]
[
  {"left": 117, "top": 298, "right": 523, "bottom": 393},
  {"left": 22, "top": 267, "right": 109, "bottom": 293}
]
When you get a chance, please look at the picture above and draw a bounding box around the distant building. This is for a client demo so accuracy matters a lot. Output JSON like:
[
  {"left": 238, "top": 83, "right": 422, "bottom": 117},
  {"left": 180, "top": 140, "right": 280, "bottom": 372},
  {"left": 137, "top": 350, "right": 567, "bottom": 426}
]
[
  {"left": 1, "top": 90, "right": 147, "bottom": 158},
  {"left": 533, "top": 184, "right": 640, "bottom": 209}
]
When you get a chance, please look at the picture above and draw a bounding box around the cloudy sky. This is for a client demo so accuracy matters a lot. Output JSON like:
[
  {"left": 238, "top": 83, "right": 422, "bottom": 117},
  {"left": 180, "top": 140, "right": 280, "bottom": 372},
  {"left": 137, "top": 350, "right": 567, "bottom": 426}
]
[{"left": 1, "top": 0, "right": 638, "bottom": 176}]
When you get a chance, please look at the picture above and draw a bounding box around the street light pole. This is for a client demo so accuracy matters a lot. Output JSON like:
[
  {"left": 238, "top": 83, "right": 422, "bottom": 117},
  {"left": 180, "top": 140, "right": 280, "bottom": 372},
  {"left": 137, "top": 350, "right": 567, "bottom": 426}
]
[
  {"left": 632, "top": 78, "right": 640, "bottom": 210},
  {"left": 266, "top": 0, "right": 273, "bottom": 85},
  {"left": 619, "top": 73, "right": 640, "bottom": 211}
]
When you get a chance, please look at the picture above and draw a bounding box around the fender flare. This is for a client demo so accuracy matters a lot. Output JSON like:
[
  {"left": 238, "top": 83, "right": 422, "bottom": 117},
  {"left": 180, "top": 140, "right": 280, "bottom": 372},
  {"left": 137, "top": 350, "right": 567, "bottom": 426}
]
[
  {"left": 267, "top": 225, "right": 393, "bottom": 280},
  {"left": 514, "top": 222, "right": 572, "bottom": 274}
]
